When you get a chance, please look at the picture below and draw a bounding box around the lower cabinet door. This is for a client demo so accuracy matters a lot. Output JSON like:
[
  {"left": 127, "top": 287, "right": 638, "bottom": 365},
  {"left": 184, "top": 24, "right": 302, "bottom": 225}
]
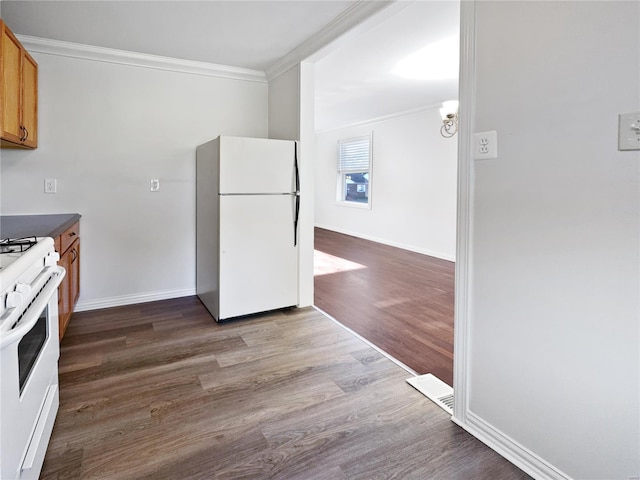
[
  {"left": 58, "top": 247, "right": 72, "bottom": 340},
  {"left": 70, "top": 240, "right": 80, "bottom": 305}
]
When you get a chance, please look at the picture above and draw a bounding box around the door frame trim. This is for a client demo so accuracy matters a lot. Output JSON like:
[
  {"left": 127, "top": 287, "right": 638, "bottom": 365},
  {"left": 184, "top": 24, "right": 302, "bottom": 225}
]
[
  {"left": 451, "top": 3, "right": 569, "bottom": 478},
  {"left": 452, "top": 0, "right": 476, "bottom": 426}
]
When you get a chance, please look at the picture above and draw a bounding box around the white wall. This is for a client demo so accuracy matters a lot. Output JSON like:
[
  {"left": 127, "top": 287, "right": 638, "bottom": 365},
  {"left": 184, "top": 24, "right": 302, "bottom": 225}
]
[
  {"left": 0, "top": 45, "right": 268, "bottom": 309},
  {"left": 268, "top": 64, "right": 315, "bottom": 308},
  {"left": 467, "top": 2, "right": 639, "bottom": 478},
  {"left": 268, "top": 66, "right": 299, "bottom": 142},
  {"left": 315, "top": 108, "right": 458, "bottom": 261}
]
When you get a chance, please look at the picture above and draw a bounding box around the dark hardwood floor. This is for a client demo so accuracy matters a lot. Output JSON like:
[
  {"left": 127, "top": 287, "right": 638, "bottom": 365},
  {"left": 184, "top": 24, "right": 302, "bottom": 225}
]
[
  {"left": 42, "top": 297, "right": 529, "bottom": 479},
  {"left": 314, "top": 227, "right": 455, "bottom": 385}
]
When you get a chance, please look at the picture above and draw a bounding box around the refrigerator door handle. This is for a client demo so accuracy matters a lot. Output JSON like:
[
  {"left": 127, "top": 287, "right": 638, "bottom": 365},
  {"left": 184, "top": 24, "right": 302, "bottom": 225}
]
[
  {"left": 294, "top": 142, "right": 300, "bottom": 195},
  {"left": 294, "top": 192, "right": 300, "bottom": 246},
  {"left": 294, "top": 142, "right": 300, "bottom": 247}
]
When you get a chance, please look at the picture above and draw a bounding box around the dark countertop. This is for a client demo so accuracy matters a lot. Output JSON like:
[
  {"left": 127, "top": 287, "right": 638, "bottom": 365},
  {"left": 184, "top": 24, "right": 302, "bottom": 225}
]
[{"left": 1, "top": 213, "right": 81, "bottom": 239}]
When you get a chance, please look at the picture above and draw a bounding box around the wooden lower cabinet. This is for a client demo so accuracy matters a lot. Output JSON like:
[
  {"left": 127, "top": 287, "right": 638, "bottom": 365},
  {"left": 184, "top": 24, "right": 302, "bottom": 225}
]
[
  {"left": 58, "top": 247, "right": 71, "bottom": 338},
  {"left": 70, "top": 241, "right": 80, "bottom": 306},
  {"left": 58, "top": 222, "right": 80, "bottom": 340}
]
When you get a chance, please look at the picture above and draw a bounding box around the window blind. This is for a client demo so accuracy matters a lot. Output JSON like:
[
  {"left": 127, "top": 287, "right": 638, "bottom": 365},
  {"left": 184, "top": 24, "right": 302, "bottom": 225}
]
[{"left": 337, "top": 136, "right": 371, "bottom": 172}]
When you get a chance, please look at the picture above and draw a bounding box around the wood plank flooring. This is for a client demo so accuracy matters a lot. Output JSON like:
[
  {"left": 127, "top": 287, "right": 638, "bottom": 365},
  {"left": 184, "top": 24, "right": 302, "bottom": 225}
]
[
  {"left": 314, "top": 228, "right": 455, "bottom": 385},
  {"left": 41, "top": 297, "right": 529, "bottom": 479}
]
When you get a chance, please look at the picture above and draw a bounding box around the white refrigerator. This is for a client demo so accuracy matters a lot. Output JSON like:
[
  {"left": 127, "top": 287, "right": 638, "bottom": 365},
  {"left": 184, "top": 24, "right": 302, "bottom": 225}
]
[{"left": 196, "top": 136, "right": 299, "bottom": 321}]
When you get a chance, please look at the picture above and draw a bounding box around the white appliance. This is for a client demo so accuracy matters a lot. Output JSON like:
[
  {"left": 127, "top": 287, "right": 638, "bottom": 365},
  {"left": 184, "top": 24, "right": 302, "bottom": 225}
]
[
  {"left": 196, "top": 136, "right": 299, "bottom": 321},
  {"left": 0, "top": 236, "right": 65, "bottom": 480}
]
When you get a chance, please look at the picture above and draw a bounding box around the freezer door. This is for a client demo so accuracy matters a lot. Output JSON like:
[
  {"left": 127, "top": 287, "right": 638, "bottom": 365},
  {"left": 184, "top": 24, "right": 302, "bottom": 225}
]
[
  {"left": 219, "top": 136, "right": 296, "bottom": 194},
  {"left": 219, "top": 195, "right": 298, "bottom": 320}
]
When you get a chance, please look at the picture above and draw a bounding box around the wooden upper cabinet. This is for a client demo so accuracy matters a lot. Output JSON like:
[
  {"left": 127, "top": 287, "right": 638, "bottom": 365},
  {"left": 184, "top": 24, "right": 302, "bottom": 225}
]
[
  {"left": 0, "top": 20, "right": 38, "bottom": 149},
  {"left": 1, "top": 23, "right": 22, "bottom": 144},
  {"left": 20, "top": 52, "right": 37, "bottom": 148}
]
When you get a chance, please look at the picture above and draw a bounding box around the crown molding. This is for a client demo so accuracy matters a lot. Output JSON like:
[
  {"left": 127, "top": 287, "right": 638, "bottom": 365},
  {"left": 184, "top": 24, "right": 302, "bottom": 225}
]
[
  {"left": 265, "top": 0, "right": 396, "bottom": 81},
  {"left": 315, "top": 102, "right": 444, "bottom": 134},
  {"left": 16, "top": 35, "right": 267, "bottom": 83}
]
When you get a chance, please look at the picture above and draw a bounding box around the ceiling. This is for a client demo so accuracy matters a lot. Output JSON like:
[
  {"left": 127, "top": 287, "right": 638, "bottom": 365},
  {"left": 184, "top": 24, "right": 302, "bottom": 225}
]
[
  {"left": 1, "top": 0, "right": 460, "bottom": 132},
  {"left": 313, "top": 1, "right": 460, "bottom": 131},
  {"left": 0, "top": 1, "right": 357, "bottom": 71}
]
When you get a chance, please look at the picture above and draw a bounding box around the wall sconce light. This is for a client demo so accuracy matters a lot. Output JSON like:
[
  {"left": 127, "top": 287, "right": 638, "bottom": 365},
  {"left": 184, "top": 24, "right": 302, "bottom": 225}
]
[{"left": 439, "top": 100, "right": 459, "bottom": 138}]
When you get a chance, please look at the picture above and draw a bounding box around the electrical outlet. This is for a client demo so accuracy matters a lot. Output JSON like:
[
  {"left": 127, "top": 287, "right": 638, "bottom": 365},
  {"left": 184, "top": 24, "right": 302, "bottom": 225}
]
[
  {"left": 473, "top": 131, "right": 498, "bottom": 160},
  {"left": 44, "top": 178, "right": 57, "bottom": 194},
  {"left": 150, "top": 179, "right": 160, "bottom": 192}
]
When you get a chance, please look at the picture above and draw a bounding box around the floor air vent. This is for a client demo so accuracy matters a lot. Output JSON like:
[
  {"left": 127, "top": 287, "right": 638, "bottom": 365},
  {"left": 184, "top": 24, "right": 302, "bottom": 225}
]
[{"left": 406, "top": 373, "right": 454, "bottom": 415}]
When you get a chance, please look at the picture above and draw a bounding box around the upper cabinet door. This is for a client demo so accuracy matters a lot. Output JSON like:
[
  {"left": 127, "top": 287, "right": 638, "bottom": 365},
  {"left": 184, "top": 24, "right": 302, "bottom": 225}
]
[
  {"left": 219, "top": 136, "right": 296, "bottom": 194},
  {"left": 1, "top": 25, "right": 23, "bottom": 144},
  {"left": 0, "top": 20, "right": 38, "bottom": 149},
  {"left": 21, "top": 52, "right": 37, "bottom": 148}
]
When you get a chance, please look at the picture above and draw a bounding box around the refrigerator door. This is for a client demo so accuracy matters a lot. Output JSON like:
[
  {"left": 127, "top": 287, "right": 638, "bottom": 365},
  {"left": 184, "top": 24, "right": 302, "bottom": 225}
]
[
  {"left": 218, "top": 194, "right": 298, "bottom": 320},
  {"left": 219, "top": 136, "right": 296, "bottom": 194}
]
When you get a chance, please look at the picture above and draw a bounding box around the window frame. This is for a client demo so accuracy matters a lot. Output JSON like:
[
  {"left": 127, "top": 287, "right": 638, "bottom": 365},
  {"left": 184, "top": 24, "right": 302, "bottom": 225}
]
[{"left": 335, "top": 134, "right": 373, "bottom": 209}]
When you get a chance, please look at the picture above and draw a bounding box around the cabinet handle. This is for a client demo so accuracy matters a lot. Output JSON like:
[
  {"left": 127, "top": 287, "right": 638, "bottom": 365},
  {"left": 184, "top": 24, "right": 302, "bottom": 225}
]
[
  {"left": 23, "top": 126, "right": 28, "bottom": 141},
  {"left": 68, "top": 232, "right": 77, "bottom": 237},
  {"left": 19, "top": 126, "right": 26, "bottom": 142},
  {"left": 71, "top": 248, "right": 78, "bottom": 263}
]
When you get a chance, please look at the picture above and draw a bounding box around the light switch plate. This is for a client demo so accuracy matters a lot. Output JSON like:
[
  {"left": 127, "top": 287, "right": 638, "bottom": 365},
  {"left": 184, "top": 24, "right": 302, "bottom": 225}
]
[
  {"left": 44, "top": 178, "right": 57, "bottom": 194},
  {"left": 473, "top": 131, "right": 498, "bottom": 160},
  {"left": 618, "top": 112, "right": 640, "bottom": 151},
  {"left": 150, "top": 179, "right": 160, "bottom": 192}
]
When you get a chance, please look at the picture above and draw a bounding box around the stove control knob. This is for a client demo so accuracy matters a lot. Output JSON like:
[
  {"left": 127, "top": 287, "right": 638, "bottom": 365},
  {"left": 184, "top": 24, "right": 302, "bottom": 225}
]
[
  {"left": 15, "top": 283, "right": 32, "bottom": 297},
  {"left": 44, "top": 251, "right": 60, "bottom": 267},
  {"left": 6, "top": 291, "right": 24, "bottom": 309}
]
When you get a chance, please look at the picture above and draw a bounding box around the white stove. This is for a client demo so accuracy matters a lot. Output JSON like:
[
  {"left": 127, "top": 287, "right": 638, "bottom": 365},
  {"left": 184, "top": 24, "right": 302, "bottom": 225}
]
[{"left": 0, "top": 236, "right": 65, "bottom": 480}]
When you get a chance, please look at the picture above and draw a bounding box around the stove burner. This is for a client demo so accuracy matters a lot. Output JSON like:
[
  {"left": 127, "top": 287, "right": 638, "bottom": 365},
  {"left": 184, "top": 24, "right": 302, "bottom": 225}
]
[{"left": 0, "top": 237, "right": 38, "bottom": 254}]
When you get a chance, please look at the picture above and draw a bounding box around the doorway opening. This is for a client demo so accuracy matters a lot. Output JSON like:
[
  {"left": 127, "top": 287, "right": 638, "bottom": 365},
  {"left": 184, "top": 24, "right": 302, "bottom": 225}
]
[{"left": 311, "top": 0, "right": 460, "bottom": 387}]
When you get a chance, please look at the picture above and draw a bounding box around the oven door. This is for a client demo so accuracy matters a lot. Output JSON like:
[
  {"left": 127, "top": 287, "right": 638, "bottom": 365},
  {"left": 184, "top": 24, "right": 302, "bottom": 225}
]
[{"left": 0, "top": 266, "right": 65, "bottom": 480}]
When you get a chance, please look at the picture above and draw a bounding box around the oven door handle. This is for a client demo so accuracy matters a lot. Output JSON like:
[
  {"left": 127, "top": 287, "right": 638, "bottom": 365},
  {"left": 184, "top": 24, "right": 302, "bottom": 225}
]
[{"left": 0, "top": 266, "right": 66, "bottom": 349}]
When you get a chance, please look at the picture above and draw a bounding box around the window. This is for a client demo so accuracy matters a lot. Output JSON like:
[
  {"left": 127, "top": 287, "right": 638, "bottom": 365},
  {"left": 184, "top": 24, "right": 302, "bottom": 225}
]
[{"left": 337, "top": 134, "right": 372, "bottom": 207}]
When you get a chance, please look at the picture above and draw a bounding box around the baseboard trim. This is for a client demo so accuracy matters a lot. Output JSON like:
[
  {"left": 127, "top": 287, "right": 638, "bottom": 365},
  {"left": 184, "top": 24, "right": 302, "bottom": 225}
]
[
  {"left": 451, "top": 411, "right": 572, "bottom": 480},
  {"left": 314, "top": 224, "right": 455, "bottom": 262},
  {"left": 75, "top": 288, "right": 196, "bottom": 312}
]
